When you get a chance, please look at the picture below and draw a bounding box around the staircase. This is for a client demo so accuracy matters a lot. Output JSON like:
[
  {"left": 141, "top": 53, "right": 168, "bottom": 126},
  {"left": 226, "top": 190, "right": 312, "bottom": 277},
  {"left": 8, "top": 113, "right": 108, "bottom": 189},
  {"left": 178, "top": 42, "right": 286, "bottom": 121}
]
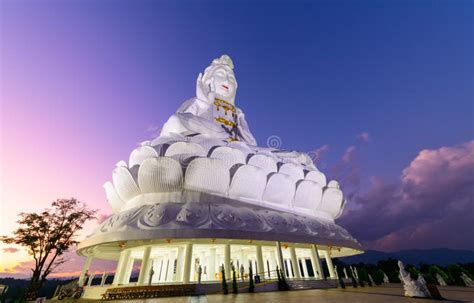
[{"left": 287, "top": 279, "right": 337, "bottom": 290}]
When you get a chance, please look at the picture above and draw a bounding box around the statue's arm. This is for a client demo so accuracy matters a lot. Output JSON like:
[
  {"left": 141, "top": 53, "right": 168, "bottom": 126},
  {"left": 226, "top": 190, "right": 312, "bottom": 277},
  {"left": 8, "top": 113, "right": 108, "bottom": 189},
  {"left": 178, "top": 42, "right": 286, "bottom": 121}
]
[
  {"left": 237, "top": 110, "right": 257, "bottom": 146},
  {"left": 176, "top": 98, "right": 197, "bottom": 114}
]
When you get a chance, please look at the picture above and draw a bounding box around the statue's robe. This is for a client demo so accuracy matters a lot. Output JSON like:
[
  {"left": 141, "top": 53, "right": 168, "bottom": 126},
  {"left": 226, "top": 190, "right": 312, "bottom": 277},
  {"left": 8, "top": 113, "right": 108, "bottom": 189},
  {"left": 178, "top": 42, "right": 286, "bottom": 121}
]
[
  {"left": 160, "top": 97, "right": 257, "bottom": 146},
  {"left": 160, "top": 97, "right": 315, "bottom": 169}
]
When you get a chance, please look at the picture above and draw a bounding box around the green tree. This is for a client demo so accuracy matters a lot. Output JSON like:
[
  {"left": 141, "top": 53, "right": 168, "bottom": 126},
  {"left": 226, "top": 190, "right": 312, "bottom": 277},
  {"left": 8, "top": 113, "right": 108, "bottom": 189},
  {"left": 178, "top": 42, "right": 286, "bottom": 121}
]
[
  {"left": 377, "top": 258, "right": 401, "bottom": 283},
  {"left": 447, "top": 264, "right": 471, "bottom": 286},
  {"left": 1, "top": 198, "right": 96, "bottom": 300},
  {"left": 424, "top": 265, "right": 449, "bottom": 284},
  {"left": 371, "top": 268, "right": 385, "bottom": 285}
]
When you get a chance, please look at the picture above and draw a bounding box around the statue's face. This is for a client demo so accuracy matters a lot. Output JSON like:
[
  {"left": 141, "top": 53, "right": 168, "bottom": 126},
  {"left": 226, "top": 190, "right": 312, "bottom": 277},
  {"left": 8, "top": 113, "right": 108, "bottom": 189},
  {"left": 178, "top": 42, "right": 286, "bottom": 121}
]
[{"left": 210, "top": 66, "right": 237, "bottom": 101}]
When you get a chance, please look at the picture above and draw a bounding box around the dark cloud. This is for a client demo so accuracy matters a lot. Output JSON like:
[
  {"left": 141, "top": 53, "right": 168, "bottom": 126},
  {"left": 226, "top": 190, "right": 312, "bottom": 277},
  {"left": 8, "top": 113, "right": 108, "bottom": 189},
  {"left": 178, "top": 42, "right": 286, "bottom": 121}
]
[{"left": 338, "top": 141, "right": 474, "bottom": 251}]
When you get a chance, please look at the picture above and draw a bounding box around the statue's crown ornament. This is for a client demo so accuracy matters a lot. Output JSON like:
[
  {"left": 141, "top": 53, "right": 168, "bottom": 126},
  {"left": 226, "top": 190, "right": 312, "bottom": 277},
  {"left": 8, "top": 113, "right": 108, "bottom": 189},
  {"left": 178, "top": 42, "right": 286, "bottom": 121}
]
[{"left": 212, "top": 54, "right": 234, "bottom": 69}]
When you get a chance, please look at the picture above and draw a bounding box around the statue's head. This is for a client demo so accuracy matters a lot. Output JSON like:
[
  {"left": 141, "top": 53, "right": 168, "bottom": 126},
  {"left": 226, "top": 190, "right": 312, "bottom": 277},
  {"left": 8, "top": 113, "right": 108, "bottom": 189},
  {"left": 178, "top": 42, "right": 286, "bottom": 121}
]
[{"left": 202, "top": 55, "right": 237, "bottom": 104}]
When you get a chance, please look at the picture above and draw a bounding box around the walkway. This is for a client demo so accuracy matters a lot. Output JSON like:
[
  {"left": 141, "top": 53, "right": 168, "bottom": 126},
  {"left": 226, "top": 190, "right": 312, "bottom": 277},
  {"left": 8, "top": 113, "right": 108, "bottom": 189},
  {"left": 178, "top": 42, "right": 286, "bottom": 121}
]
[{"left": 67, "top": 284, "right": 474, "bottom": 303}]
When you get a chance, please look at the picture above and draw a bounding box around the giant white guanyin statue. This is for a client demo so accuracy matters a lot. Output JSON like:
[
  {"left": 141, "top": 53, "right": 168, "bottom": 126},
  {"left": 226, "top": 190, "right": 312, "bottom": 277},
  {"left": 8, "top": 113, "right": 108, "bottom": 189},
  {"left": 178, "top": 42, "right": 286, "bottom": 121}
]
[
  {"left": 160, "top": 55, "right": 257, "bottom": 145},
  {"left": 103, "top": 55, "right": 348, "bottom": 227}
]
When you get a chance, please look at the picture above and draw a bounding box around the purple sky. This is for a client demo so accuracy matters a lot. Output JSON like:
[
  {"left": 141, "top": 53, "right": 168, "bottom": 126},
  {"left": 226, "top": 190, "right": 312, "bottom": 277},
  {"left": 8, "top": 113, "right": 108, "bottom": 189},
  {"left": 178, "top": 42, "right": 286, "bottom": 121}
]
[{"left": 1, "top": 0, "right": 473, "bottom": 277}]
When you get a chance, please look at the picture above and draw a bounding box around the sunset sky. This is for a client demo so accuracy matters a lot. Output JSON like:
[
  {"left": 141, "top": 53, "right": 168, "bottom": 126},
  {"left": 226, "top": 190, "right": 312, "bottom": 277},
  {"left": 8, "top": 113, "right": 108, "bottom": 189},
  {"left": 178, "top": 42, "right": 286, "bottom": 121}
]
[{"left": 1, "top": 0, "right": 473, "bottom": 278}]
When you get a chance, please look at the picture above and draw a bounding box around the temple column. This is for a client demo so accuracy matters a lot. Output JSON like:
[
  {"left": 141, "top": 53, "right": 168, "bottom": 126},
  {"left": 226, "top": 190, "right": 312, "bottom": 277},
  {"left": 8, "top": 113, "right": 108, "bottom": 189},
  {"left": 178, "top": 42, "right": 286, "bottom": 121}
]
[
  {"left": 290, "top": 247, "right": 301, "bottom": 279},
  {"left": 157, "top": 258, "right": 164, "bottom": 282},
  {"left": 164, "top": 257, "right": 171, "bottom": 282},
  {"left": 121, "top": 254, "right": 134, "bottom": 284},
  {"left": 87, "top": 274, "right": 95, "bottom": 286},
  {"left": 78, "top": 255, "right": 93, "bottom": 286},
  {"left": 113, "top": 250, "right": 130, "bottom": 285},
  {"left": 171, "top": 251, "right": 178, "bottom": 281},
  {"left": 100, "top": 273, "right": 108, "bottom": 286},
  {"left": 285, "top": 259, "right": 293, "bottom": 278},
  {"left": 209, "top": 247, "right": 216, "bottom": 281},
  {"left": 256, "top": 245, "right": 264, "bottom": 278},
  {"left": 224, "top": 242, "right": 231, "bottom": 278},
  {"left": 302, "top": 258, "right": 309, "bottom": 278},
  {"left": 182, "top": 243, "right": 193, "bottom": 283},
  {"left": 275, "top": 242, "right": 285, "bottom": 276},
  {"left": 137, "top": 247, "right": 152, "bottom": 285},
  {"left": 324, "top": 250, "right": 336, "bottom": 279},
  {"left": 310, "top": 244, "right": 323, "bottom": 280},
  {"left": 269, "top": 252, "right": 277, "bottom": 278},
  {"left": 174, "top": 247, "right": 184, "bottom": 282}
]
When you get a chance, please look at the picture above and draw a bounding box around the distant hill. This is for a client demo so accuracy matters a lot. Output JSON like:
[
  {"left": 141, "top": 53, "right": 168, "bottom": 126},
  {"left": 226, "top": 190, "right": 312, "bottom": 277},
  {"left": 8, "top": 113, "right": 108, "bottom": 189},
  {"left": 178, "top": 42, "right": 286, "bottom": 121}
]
[{"left": 340, "top": 248, "right": 474, "bottom": 266}]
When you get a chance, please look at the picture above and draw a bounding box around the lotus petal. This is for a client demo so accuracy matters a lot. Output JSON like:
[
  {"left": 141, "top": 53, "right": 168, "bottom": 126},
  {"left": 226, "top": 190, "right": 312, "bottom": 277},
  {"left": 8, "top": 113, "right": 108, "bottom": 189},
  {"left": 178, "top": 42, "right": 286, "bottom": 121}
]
[
  {"left": 112, "top": 166, "right": 141, "bottom": 202},
  {"left": 262, "top": 173, "right": 295, "bottom": 206},
  {"left": 226, "top": 141, "right": 253, "bottom": 155},
  {"left": 138, "top": 157, "right": 183, "bottom": 193},
  {"left": 129, "top": 146, "right": 159, "bottom": 167},
  {"left": 293, "top": 180, "right": 323, "bottom": 210},
  {"left": 164, "top": 141, "right": 206, "bottom": 157},
  {"left": 209, "top": 146, "right": 246, "bottom": 170},
  {"left": 189, "top": 134, "right": 225, "bottom": 153},
  {"left": 319, "top": 187, "right": 344, "bottom": 219},
  {"left": 115, "top": 160, "right": 128, "bottom": 168},
  {"left": 278, "top": 163, "right": 304, "bottom": 183},
  {"left": 184, "top": 158, "right": 229, "bottom": 195},
  {"left": 305, "top": 170, "right": 327, "bottom": 187},
  {"left": 247, "top": 154, "right": 278, "bottom": 176},
  {"left": 103, "top": 182, "right": 125, "bottom": 213},
  {"left": 327, "top": 180, "right": 339, "bottom": 188},
  {"left": 228, "top": 164, "right": 266, "bottom": 201}
]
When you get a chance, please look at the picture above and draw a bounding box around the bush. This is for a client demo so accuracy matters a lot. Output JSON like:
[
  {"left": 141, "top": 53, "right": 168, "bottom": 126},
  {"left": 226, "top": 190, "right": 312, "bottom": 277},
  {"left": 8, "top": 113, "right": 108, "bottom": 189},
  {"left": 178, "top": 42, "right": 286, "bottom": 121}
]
[
  {"left": 447, "top": 264, "right": 471, "bottom": 286},
  {"left": 377, "top": 258, "right": 401, "bottom": 283},
  {"left": 370, "top": 268, "right": 385, "bottom": 285}
]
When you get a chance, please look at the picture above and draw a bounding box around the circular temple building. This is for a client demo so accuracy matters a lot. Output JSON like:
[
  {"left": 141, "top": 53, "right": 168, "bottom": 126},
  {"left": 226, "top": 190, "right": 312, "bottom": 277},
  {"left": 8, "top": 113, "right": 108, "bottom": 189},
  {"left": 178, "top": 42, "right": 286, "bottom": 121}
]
[{"left": 76, "top": 55, "right": 363, "bottom": 299}]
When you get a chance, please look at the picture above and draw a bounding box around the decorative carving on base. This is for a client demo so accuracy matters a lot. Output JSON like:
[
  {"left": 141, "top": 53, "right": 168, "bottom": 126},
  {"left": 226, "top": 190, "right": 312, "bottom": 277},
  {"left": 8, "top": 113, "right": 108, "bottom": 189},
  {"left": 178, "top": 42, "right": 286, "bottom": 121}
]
[{"left": 84, "top": 198, "right": 360, "bottom": 250}]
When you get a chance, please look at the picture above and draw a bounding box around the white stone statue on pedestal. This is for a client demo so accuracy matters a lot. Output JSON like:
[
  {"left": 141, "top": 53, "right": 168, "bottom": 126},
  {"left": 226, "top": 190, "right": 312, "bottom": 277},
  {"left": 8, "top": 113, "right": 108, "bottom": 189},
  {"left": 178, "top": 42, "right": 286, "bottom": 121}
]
[
  {"left": 368, "top": 274, "right": 375, "bottom": 285},
  {"left": 461, "top": 272, "right": 474, "bottom": 287},
  {"left": 343, "top": 268, "right": 349, "bottom": 279},
  {"left": 418, "top": 274, "right": 426, "bottom": 285},
  {"left": 148, "top": 261, "right": 155, "bottom": 286},
  {"left": 436, "top": 273, "right": 447, "bottom": 286},
  {"left": 398, "top": 261, "right": 430, "bottom": 298},
  {"left": 350, "top": 266, "right": 356, "bottom": 280},
  {"left": 353, "top": 266, "right": 360, "bottom": 281}
]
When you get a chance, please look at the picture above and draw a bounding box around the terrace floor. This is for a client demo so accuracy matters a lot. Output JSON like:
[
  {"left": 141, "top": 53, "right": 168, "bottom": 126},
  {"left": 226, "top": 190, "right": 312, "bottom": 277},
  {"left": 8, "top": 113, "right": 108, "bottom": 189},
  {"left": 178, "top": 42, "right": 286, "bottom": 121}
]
[{"left": 64, "top": 284, "right": 474, "bottom": 303}]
